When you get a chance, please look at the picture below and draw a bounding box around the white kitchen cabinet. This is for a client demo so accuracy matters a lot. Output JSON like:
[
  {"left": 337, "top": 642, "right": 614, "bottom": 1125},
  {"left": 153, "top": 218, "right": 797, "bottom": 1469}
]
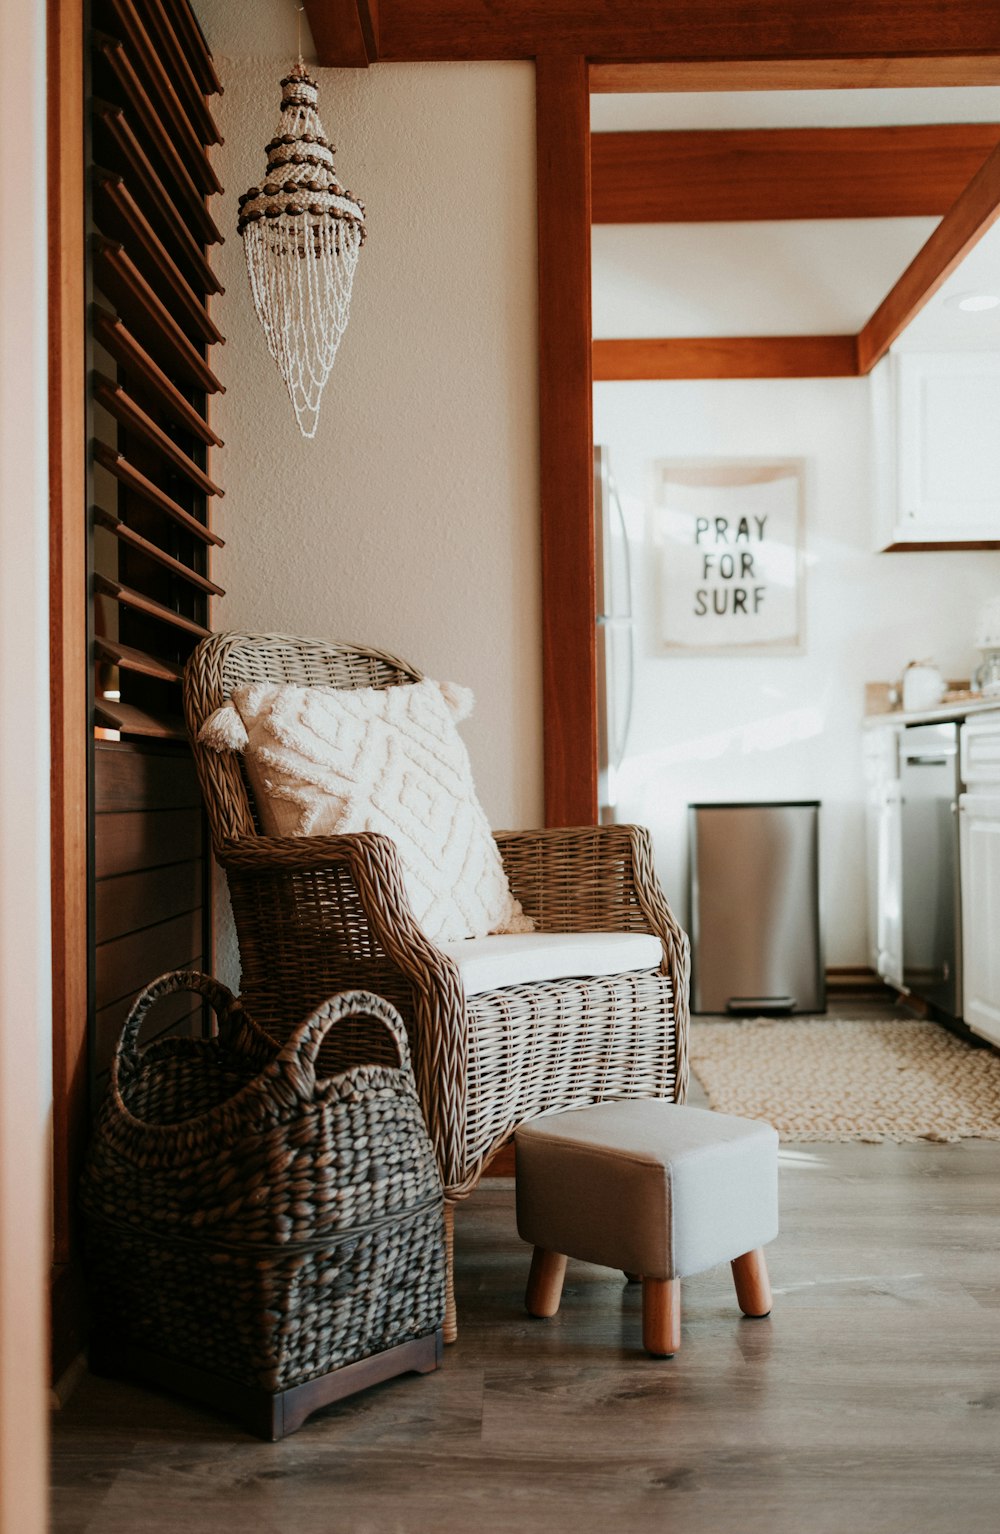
[
  {"left": 959, "top": 793, "right": 1000, "bottom": 1048},
  {"left": 871, "top": 352, "right": 1000, "bottom": 549},
  {"left": 863, "top": 725, "right": 903, "bottom": 987}
]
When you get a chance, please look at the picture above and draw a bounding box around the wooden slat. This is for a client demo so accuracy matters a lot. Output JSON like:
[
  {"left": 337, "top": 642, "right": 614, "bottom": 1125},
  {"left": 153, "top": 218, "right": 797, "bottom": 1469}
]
[
  {"left": 94, "top": 699, "right": 187, "bottom": 739},
  {"left": 303, "top": 0, "right": 380, "bottom": 66},
  {"left": 95, "top": 859, "right": 203, "bottom": 944},
  {"left": 536, "top": 56, "right": 597, "bottom": 828},
  {"left": 94, "top": 571, "right": 212, "bottom": 639},
  {"left": 590, "top": 57, "right": 1000, "bottom": 92},
  {"left": 94, "top": 806, "right": 202, "bottom": 878},
  {"left": 95, "top": 907, "right": 204, "bottom": 1009},
  {"left": 93, "top": 307, "right": 224, "bottom": 447},
  {"left": 93, "top": 172, "right": 224, "bottom": 345},
  {"left": 857, "top": 137, "right": 1000, "bottom": 372},
  {"left": 160, "top": 0, "right": 222, "bottom": 96},
  {"left": 95, "top": 239, "right": 224, "bottom": 395},
  {"left": 593, "top": 335, "right": 860, "bottom": 380},
  {"left": 590, "top": 126, "right": 1000, "bottom": 224},
  {"left": 94, "top": 101, "right": 223, "bottom": 294},
  {"left": 131, "top": 0, "right": 222, "bottom": 144},
  {"left": 100, "top": 0, "right": 222, "bottom": 194},
  {"left": 95, "top": 34, "right": 222, "bottom": 244},
  {"left": 93, "top": 441, "right": 223, "bottom": 545},
  {"left": 94, "top": 740, "right": 200, "bottom": 812},
  {"left": 316, "top": 1, "right": 1000, "bottom": 65},
  {"left": 93, "top": 374, "right": 223, "bottom": 496},
  {"left": 94, "top": 509, "right": 224, "bottom": 596},
  {"left": 94, "top": 636, "right": 185, "bottom": 683}
]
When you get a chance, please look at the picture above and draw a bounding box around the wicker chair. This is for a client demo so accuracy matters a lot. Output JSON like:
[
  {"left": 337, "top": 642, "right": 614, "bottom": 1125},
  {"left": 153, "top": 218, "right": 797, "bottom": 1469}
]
[{"left": 184, "top": 631, "right": 690, "bottom": 1341}]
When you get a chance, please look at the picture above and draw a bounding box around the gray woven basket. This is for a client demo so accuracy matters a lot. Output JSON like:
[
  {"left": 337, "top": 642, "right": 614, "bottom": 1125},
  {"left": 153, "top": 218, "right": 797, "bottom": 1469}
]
[{"left": 80, "top": 974, "right": 445, "bottom": 1429}]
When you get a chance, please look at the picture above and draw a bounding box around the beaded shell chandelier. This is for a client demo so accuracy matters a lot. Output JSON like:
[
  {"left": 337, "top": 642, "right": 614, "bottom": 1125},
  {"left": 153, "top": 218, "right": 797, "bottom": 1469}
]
[{"left": 237, "top": 61, "right": 366, "bottom": 438}]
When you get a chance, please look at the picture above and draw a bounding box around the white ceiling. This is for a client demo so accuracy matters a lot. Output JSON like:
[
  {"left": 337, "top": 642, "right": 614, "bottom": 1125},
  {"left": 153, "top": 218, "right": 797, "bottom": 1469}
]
[
  {"left": 895, "top": 220, "right": 1000, "bottom": 350},
  {"left": 590, "top": 87, "right": 1000, "bottom": 133},
  {"left": 591, "top": 87, "right": 1000, "bottom": 347},
  {"left": 592, "top": 218, "right": 939, "bottom": 339}
]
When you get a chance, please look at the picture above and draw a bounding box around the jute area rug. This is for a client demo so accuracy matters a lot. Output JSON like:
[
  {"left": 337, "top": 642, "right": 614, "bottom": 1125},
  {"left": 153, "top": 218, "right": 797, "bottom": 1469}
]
[{"left": 689, "top": 1016, "right": 1000, "bottom": 1143}]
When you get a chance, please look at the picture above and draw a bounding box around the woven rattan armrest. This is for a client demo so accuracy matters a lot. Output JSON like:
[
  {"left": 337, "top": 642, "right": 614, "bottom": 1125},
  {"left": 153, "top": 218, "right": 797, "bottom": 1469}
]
[
  {"left": 217, "top": 831, "right": 468, "bottom": 1182},
  {"left": 494, "top": 822, "right": 690, "bottom": 1030}
]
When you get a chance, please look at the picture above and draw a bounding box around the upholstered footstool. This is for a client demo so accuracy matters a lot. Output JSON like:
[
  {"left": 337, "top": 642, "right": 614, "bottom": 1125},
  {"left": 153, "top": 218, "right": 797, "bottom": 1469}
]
[{"left": 515, "top": 1100, "right": 779, "bottom": 1356}]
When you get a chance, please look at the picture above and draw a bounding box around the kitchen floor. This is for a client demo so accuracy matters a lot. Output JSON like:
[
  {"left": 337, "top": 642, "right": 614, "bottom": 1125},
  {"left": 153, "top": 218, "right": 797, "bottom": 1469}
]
[{"left": 52, "top": 1000, "right": 1000, "bottom": 1534}]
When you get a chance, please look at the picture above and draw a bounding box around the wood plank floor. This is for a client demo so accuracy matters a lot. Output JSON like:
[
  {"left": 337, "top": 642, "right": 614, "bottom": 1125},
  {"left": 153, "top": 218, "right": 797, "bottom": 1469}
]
[{"left": 52, "top": 1009, "right": 1000, "bottom": 1534}]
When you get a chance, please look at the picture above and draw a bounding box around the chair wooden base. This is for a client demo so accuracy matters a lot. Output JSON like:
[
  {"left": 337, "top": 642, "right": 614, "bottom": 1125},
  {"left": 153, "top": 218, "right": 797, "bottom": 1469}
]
[
  {"left": 524, "top": 1246, "right": 772, "bottom": 1355},
  {"left": 444, "top": 1202, "right": 457, "bottom": 1343}
]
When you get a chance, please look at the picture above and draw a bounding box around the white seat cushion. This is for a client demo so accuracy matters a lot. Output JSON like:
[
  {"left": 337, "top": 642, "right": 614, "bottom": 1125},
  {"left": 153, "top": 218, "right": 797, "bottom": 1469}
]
[{"left": 439, "top": 930, "right": 663, "bottom": 997}]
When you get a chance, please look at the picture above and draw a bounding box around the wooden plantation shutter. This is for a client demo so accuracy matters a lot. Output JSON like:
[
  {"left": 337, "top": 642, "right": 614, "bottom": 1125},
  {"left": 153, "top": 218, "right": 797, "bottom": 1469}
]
[{"left": 87, "top": 0, "right": 224, "bottom": 1093}]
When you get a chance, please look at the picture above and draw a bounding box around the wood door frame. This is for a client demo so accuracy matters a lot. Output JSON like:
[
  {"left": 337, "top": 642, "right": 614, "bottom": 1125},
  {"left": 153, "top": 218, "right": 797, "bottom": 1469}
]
[
  {"left": 536, "top": 55, "right": 597, "bottom": 826},
  {"left": 48, "top": 0, "right": 90, "bottom": 1382},
  {"left": 537, "top": 52, "right": 1000, "bottom": 828}
]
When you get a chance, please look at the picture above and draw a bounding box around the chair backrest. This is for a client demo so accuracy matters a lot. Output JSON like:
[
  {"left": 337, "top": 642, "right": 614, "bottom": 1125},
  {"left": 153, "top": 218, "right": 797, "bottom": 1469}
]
[{"left": 184, "top": 631, "right": 422, "bottom": 846}]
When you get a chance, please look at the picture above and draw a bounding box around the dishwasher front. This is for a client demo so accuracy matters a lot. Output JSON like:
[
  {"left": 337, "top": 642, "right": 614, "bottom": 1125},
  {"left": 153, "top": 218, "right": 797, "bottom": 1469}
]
[{"left": 899, "top": 722, "right": 962, "bottom": 1018}]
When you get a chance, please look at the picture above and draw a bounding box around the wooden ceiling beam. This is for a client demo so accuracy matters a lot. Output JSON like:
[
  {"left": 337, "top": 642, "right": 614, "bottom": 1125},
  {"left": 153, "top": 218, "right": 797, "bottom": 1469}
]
[
  {"left": 591, "top": 126, "right": 1000, "bottom": 224},
  {"left": 593, "top": 336, "right": 860, "bottom": 381},
  {"left": 306, "top": 1, "right": 1000, "bottom": 66},
  {"left": 857, "top": 137, "right": 1000, "bottom": 372},
  {"left": 303, "top": 0, "right": 379, "bottom": 68},
  {"left": 589, "top": 58, "right": 1000, "bottom": 92}
]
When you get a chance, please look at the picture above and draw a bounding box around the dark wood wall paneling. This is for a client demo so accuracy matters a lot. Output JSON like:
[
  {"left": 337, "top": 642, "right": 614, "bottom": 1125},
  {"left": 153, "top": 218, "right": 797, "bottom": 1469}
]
[
  {"left": 87, "top": 0, "right": 223, "bottom": 1101},
  {"left": 92, "top": 744, "right": 206, "bottom": 1082}
]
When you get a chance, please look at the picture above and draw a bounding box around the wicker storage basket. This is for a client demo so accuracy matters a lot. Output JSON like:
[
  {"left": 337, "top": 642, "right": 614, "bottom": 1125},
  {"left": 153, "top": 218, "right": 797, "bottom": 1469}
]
[{"left": 80, "top": 973, "right": 445, "bottom": 1438}]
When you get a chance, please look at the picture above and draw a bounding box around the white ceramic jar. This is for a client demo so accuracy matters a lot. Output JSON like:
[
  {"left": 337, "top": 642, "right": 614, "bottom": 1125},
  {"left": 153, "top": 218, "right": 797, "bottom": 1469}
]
[{"left": 901, "top": 660, "right": 947, "bottom": 713}]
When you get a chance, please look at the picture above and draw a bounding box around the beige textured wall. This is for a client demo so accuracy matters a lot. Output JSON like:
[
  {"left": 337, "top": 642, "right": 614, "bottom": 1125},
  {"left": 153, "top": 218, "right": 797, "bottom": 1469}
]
[{"left": 210, "top": 60, "right": 542, "bottom": 829}]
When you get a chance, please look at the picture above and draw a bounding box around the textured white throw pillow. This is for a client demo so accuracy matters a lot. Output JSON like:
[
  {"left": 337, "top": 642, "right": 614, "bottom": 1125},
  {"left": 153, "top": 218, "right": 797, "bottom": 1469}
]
[{"left": 200, "top": 678, "right": 533, "bottom": 945}]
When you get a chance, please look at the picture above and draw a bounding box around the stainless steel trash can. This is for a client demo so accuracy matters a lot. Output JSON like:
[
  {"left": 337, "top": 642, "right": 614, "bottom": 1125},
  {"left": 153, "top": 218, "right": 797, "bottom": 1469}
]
[{"left": 689, "top": 801, "right": 824, "bottom": 1015}]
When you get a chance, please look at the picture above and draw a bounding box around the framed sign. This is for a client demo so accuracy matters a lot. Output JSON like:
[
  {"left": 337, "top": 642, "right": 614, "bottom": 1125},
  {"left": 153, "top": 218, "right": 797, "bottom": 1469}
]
[{"left": 652, "top": 458, "right": 805, "bottom": 654}]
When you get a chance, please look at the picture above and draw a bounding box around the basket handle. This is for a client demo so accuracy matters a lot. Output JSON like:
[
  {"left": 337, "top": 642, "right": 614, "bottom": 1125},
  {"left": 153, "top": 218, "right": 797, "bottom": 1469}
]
[
  {"left": 278, "top": 989, "right": 414, "bottom": 1098},
  {"left": 115, "top": 970, "right": 241, "bottom": 1084}
]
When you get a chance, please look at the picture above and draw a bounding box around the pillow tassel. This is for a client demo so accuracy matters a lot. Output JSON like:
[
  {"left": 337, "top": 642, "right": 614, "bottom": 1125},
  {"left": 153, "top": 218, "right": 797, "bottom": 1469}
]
[
  {"left": 198, "top": 702, "right": 250, "bottom": 752},
  {"left": 436, "top": 679, "right": 475, "bottom": 723}
]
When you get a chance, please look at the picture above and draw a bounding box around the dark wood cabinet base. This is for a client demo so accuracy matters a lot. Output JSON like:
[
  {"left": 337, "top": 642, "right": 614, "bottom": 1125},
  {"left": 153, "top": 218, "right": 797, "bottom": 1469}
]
[{"left": 90, "top": 1329, "right": 444, "bottom": 1440}]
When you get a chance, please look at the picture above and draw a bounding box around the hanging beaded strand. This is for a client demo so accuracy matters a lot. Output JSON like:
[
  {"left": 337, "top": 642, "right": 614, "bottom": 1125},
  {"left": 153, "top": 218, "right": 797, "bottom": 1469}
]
[{"left": 238, "top": 40, "right": 365, "bottom": 438}]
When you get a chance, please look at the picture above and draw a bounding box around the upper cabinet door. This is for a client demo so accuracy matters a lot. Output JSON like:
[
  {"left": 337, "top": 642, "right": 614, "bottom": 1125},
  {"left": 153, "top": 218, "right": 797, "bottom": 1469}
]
[{"left": 873, "top": 352, "right": 1000, "bottom": 549}]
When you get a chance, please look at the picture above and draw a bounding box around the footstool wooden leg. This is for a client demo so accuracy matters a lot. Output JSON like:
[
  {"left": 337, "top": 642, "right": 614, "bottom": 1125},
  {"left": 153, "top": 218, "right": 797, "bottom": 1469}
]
[
  {"left": 731, "top": 1247, "right": 772, "bottom": 1318},
  {"left": 526, "top": 1248, "right": 567, "bottom": 1318},
  {"left": 642, "top": 1277, "right": 680, "bottom": 1357}
]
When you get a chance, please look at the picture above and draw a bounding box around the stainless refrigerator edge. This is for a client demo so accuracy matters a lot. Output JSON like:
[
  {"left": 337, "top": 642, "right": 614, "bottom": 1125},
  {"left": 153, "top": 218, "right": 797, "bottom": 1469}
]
[
  {"left": 594, "top": 445, "right": 636, "bottom": 823},
  {"left": 899, "top": 721, "right": 962, "bottom": 1019}
]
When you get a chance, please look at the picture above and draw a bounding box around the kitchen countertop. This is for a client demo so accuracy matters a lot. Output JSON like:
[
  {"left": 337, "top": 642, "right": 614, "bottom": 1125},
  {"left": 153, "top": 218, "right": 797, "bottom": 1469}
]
[{"left": 864, "top": 695, "right": 1000, "bottom": 728}]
